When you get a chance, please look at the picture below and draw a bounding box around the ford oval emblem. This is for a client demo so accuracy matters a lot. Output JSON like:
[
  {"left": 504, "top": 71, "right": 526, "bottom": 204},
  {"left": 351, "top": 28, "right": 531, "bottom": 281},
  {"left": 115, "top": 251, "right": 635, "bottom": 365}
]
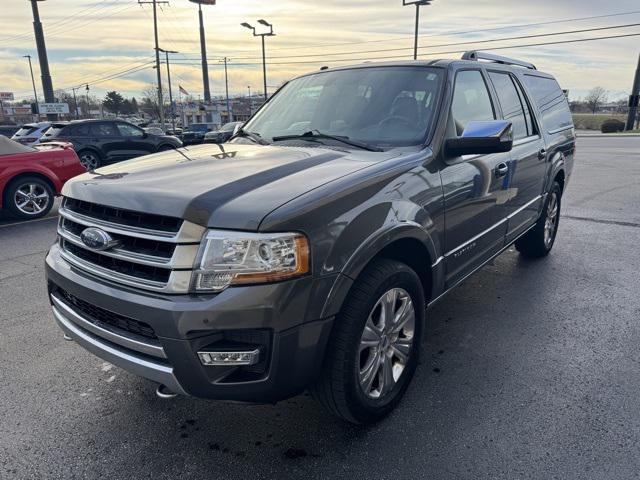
[{"left": 80, "top": 227, "right": 118, "bottom": 251}]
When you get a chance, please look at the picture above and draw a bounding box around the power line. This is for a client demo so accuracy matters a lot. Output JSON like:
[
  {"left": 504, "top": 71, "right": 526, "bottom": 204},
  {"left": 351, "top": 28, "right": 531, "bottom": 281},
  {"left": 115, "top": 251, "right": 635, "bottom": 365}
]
[{"left": 215, "top": 22, "right": 640, "bottom": 61}]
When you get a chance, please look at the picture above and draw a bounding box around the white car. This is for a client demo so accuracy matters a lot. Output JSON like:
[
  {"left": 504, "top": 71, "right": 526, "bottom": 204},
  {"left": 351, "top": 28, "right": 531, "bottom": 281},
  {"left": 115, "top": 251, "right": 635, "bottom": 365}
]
[{"left": 11, "top": 122, "right": 52, "bottom": 146}]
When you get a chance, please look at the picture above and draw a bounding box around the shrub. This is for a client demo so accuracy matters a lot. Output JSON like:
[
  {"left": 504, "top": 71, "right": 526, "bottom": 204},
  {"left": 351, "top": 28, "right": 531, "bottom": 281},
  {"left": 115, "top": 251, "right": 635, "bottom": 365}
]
[{"left": 600, "top": 118, "right": 626, "bottom": 133}]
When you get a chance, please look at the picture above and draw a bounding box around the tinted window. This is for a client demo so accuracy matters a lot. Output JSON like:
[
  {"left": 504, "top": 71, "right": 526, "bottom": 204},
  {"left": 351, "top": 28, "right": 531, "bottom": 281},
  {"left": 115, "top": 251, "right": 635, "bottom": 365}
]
[
  {"left": 67, "top": 124, "right": 90, "bottom": 136},
  {"left": 524, "top": 75, "right": 573, "bottom": 133},
  {"left": 89, "top": 123, "right": 117, "bottom": 137},
  {"left": 451, "top": 70, "right": 495, "bottom": 135},
  {"left": 488, "top": 72, "right": 528, "bottom": 140},
  {"left": 14, "top": 126, "right": 39, "bottom": 136},
  {"left": 117, "top": 123, "right": 144, "bottom": 137}
]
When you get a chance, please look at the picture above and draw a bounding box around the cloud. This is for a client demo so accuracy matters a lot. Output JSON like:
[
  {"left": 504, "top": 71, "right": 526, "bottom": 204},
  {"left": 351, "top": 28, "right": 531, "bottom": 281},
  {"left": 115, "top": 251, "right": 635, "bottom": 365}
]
[{"left": 1, "top": 0, "right": 638, "bottom": 101}]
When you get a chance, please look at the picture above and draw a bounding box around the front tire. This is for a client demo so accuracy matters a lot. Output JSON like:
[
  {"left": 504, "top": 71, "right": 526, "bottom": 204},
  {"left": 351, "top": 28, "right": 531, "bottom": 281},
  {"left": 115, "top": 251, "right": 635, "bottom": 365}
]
[
  {"left": 4, "top": 176, "right": 54, "bottom": 220},
  {"left": 515, "top": 181, "right": 562, "bottom": 258},
  {"left": 311, "top": 258, "right": 425, "bottom": 424}
]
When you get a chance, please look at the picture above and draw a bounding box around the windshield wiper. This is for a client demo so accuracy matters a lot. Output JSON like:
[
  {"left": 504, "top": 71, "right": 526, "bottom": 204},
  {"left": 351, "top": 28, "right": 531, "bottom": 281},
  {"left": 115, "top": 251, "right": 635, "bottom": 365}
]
[
  {"left": 231, "top": 127, "right": 270, "bottom": 145},
  {"left": 271, "top": 130, "right": 382, "bottom": 152}
]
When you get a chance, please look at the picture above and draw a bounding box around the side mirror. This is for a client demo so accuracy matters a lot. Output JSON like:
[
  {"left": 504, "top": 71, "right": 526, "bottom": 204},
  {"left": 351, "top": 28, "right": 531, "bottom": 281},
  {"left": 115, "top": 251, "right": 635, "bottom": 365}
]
[
  {"left": 142, "top": 132, "right": 148, "bottom": 139},
  {"left": 445, "top": 120, "right": 513, "bottom": 157},
  {"left": 232, "top": 123, "right": 243, "bottom": 136}
]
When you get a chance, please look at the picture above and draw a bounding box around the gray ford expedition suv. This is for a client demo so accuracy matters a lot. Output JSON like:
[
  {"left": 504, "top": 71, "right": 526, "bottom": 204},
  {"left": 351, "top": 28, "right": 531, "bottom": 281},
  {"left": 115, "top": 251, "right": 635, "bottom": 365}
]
[{"left": 46, "top": 51, "right": 575, "bottom": 424}]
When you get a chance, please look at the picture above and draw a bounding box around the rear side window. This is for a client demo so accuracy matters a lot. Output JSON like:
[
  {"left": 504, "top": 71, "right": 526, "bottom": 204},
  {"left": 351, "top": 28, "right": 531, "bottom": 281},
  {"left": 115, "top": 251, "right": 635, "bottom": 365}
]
[
  {"left": 488, "top": 72, "right": 536, "bottom": 140},
  {"left": 90, "top": 123, "right": 118, "bottom": 137},
  {"left": 65, "top": 124, "right": 90, "bottom": 136},
  {"left": 451, "top": 70, "right": 495, "bottom": 135},
  {"left": 523, "top": 75, "right": 573, "bottom": 133}
]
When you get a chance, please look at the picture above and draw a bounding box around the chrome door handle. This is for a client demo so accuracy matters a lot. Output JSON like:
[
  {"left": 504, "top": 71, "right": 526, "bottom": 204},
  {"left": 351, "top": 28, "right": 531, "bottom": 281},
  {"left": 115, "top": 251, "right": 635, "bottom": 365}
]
[
  {"left": 495, "top": 163, "right": 509, "bottom": 178},
  {"left": 537, "top": 148, "right": 547, "bottom": 160}
]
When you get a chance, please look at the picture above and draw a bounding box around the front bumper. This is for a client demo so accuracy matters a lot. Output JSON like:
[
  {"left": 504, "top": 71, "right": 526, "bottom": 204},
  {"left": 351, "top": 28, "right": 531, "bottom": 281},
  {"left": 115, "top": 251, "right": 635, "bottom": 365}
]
[{"left": 46, "top": 244, "right": 337, "bottom": 403}]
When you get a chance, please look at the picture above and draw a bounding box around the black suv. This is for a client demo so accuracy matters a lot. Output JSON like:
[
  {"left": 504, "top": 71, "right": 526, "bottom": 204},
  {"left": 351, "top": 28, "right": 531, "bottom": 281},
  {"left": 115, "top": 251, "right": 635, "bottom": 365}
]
[
  {"left": 42, "top": 119, "right": 182, "bottom": 169},
  {"left": 46, "top": 52, "right": 575, "bottom": 423}
]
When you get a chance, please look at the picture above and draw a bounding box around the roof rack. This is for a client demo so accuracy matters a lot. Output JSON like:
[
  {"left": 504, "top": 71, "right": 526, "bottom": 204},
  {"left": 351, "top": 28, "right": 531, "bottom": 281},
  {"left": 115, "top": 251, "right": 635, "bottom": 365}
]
[{"left": 461, "top": 51, "right": 536, "bottom": 70}]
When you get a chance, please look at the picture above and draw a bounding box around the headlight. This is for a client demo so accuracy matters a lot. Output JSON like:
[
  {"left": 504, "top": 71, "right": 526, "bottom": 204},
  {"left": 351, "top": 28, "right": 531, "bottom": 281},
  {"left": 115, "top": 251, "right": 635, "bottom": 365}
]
[{"left": 193, "top": 230, "right": 310, "bottom": 292}]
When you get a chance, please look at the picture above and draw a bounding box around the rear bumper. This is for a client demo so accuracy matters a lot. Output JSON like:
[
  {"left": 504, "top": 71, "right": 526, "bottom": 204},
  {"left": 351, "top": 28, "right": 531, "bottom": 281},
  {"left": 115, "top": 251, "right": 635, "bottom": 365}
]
[{"left": 46, "top": 244, "right": 337, "bottom": 403}]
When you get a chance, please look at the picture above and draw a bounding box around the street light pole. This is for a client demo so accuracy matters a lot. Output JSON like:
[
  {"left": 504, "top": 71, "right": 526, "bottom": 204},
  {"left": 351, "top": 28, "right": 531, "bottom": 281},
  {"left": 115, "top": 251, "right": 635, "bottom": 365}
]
[
  {"left": 241, "top": 20, "right": 275, "bottom": 101},
  {"left": 158, "top": 48, "right": 178, "bottom": 131},
  {"left": 403, "top": 0, "right": 434, "bottom": 60},
  {"left": 28, "top": 0, "right": 56, "bottom": 121},
  {"left": 23, "top": 55, "right": 39, "bottom": 120},
  {"left": 247, "top": 85, "right": 252, "bottom": 115},
  {"left": 85, "top": 84, "right": 90, "bottom": 118},
  {"left": 220, "top": 57, "right": 232, "bottom": 122}
]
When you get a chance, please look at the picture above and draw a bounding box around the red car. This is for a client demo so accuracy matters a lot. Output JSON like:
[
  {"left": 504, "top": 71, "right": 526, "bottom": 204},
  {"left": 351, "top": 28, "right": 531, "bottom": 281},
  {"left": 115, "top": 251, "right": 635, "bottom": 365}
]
[{"left": 0, "top": 136, "right": 85, "bottom": 220}]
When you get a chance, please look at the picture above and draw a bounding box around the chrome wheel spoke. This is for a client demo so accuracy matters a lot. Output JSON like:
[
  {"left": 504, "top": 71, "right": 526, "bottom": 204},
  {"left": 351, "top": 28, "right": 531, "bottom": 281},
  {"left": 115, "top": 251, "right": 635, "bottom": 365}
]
[
  {"left": 357, "top": 287, "right": 416, "bottom": 399},
  {"left": 16, "top": 190, "right": 30, "bottom": 200}
]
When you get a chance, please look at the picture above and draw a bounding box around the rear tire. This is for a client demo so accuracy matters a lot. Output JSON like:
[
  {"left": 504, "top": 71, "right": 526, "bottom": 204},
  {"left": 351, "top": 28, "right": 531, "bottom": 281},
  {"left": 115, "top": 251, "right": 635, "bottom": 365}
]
[
  {"left": 77, "top": 150, "right": 101, "bottom": 170},
  {"left": 515, "top": 181, "right": 562, "bottom": 258},
  {"left": 311, "top": 258, "right": 425, "bottom": 424},
  {"left": 4, "top": 176, "right": 54, "bottom": 220}
]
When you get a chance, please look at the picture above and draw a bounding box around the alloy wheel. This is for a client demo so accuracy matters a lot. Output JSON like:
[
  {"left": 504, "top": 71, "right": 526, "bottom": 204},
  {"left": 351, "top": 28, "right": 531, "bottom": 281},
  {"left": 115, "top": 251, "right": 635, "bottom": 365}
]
[
  {"left": 358, "top": 287, "right": 416, "bottom": 399},
  {"left": 13, "top": 183, "right": 51, "bottom": 216},
  {"left": 544, "top": 192, "right": 559, "bottom": 248},
  {"left": 79, "top": 152, "right": 98, "bottom": 170}
]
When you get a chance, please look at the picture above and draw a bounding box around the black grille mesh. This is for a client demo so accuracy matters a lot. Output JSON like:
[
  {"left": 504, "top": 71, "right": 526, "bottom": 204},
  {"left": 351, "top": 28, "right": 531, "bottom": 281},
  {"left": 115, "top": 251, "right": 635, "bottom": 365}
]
[{"left": 56, "top": 287, "right": 157, "bottom": 340}]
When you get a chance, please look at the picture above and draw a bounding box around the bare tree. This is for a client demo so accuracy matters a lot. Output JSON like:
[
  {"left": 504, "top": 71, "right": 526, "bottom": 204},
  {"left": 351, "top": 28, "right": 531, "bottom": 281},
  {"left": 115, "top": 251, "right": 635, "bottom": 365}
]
[{"left": 585, "top": 87, "right": 608, "bottom": 114}]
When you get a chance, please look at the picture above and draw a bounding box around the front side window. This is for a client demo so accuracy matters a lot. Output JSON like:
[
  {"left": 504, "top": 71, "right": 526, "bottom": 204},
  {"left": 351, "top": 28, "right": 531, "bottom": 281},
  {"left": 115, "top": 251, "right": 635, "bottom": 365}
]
[
  {"left": 451, "top": 70, "right": 495, "bottom": 135},
  {"left": 243, "top": 66, "right": 444, "bottom": 147},
  {"left": 488, "top": 71, "right": 528, "bottom": 140},
  {"left": 116, "top": 123, "right": 143, "bottom": 137}
]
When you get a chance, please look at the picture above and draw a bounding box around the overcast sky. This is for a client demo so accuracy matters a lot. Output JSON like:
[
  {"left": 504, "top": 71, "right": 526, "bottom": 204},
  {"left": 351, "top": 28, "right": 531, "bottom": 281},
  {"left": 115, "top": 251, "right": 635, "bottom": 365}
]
[{"left": 1, "top": 0, "right": 639, "bottom": 103}]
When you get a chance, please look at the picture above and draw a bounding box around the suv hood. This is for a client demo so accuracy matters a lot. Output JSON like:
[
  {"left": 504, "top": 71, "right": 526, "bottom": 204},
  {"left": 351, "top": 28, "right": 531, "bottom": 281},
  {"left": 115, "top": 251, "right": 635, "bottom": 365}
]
[{"left": 63, "top": 143, "right": 398, "bottom": 230}]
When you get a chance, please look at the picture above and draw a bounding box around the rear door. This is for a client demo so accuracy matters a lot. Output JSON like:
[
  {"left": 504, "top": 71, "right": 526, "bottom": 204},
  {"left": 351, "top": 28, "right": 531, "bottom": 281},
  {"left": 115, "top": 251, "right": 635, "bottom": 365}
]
[
  {"left": 88, "top": 122, "right": 122, "bottom": 162},
  {"left": 487, "top": 70, "right": 547, "bottom": 242},
  {"left": 441, "top": 68, "right": 511, "bottom": 286},
  {"left": 115, "top": 122, "right": 155, "bottom": 158}
]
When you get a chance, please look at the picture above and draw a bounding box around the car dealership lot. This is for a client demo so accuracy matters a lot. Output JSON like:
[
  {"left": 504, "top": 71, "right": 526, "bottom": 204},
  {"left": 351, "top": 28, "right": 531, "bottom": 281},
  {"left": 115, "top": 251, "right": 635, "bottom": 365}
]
[{"left": 1, "top": 136, "right": 639, "bottom": 479}]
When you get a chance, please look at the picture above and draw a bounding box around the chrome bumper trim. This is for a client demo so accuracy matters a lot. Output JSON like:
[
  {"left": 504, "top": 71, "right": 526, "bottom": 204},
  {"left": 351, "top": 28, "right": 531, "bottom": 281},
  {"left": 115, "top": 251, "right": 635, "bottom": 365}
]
[
  {"left": 51, "top": 293, "right": 166, "bottom": 359},
  {"left": 52, "top": 301, "right": 186, "bottom": 395}
]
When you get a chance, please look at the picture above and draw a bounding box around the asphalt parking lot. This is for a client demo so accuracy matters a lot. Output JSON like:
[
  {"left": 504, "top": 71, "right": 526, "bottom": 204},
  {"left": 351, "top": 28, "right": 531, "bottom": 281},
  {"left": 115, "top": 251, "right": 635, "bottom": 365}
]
[{"left": 1, "top": 136, "right": 639, "bottom": 479}]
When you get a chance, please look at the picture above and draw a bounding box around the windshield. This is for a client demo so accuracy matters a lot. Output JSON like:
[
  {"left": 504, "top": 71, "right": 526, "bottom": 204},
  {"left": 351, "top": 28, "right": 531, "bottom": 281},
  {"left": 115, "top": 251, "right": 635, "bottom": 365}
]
[{"left": 243, "top": 66, "right": 443, "bottom": 148}]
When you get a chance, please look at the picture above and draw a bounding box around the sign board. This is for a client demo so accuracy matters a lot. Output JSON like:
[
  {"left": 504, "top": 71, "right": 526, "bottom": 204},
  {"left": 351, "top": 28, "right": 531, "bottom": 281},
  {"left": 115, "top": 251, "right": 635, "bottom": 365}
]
[
  {"left": 13, "top": 107, "right": 32, "bottom": 115},
  {"left": 39, "top": 103, "right": 70, "bottom": 114},
  {"left": 0, "top": 92, "right": 14, "bottom": 101}
]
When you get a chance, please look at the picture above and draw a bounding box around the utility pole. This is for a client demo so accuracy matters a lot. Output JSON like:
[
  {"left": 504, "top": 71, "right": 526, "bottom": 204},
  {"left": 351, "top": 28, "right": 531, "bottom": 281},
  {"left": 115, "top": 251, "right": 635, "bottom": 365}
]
[
  {"left": 403, "top": 0, "right": 434, "bottom": 60},
  {"left": 71, "top": 86, "right": 81, "bottom": 119},
  {"left": 85, "top": 84, "right": 90, "bottom": 118},
  {"left": 626, "top": 53, "right": 640, "bottom": 131},
  {"left": 247, "top": 85, "right": 252, "bottom": 115},
  {"left": 139, "top": 0, "right": 168, "bottom": 126},
  {"left": 158, "top": 48, "right": 178, "bottom": 132},
  {"left": 29, "top": 0, "right": 56, "bottom": 121},
  {"left": 23, "top": 55, "right": 40, "bottom": 121},
  {"left": 220, "top": 57, "right": 232, "bottom": 122},
  {"left": 241, "top": 20, "right": 275, "bottom": 101},
  {"left": 189, "top": 0, "right": 215, "bottom": 121}
]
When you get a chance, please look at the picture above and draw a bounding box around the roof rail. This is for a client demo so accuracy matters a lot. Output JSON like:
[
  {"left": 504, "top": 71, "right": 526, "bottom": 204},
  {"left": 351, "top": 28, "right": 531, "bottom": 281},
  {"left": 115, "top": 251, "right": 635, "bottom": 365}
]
[{"left": 461, "top": 51, "right": 536, "bottom": 70}]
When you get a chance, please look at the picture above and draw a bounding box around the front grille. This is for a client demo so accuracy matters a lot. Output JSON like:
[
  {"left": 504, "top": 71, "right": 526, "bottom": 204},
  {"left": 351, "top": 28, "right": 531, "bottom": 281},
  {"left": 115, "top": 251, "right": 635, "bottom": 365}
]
[
  {"left": 57, "top": 197, "right": 205, "bottom": 292},
  {"left": 62, "top": 240, "right": 171, "bottom": 283},
  {"left": 62, "top": 218, "right": 175, "bottom": 259},
  {"left": 56, "top": 287, "right": 157, "bottom": 340},
  {"left": 64, "top": 198, "right": 182, "bottom": 233}
]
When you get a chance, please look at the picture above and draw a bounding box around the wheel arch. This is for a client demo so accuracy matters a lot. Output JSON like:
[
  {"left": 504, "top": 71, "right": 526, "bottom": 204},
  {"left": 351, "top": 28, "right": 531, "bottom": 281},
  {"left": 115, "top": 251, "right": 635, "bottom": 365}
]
[{"left": 320, "top": 223, "right": 440, "bottom": 318}]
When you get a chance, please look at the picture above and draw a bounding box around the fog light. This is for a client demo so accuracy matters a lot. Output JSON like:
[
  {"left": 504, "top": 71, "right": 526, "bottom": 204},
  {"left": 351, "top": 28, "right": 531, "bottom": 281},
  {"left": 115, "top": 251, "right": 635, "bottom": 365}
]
[{"left": 197, "top": 349, "right": 260, "bottom": 366}]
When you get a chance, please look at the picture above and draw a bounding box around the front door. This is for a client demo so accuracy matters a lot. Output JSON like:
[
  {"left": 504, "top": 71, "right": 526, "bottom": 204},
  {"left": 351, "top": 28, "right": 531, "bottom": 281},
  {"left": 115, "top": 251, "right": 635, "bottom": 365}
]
[
  {"left": 487, "top": 70, "right": 547, "bottom": 243},
  {"left": 115, "top": 122, "right": 155, "bottom": 159},
  {"left": 441, "top": 69, "right": 511, "bottom": 287}
]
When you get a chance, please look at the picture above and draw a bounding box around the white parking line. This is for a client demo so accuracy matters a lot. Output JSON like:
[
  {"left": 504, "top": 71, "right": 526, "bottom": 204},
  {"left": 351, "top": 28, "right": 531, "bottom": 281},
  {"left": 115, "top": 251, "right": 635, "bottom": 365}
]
[{"left": 0, "top": 216, "right": 58, "bottom": 229}]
